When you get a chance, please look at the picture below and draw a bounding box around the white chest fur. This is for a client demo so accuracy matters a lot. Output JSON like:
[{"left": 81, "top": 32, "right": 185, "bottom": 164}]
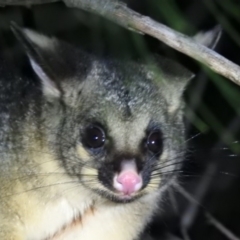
[
  {"left": 25, "top": 192, "right": 93, "bottom": 240},
  {"left": 26, "top": 198, "right": 77, "bottom": 240},
  {"left": 24, "top": 191, "right": 159, "bottom": 240}
]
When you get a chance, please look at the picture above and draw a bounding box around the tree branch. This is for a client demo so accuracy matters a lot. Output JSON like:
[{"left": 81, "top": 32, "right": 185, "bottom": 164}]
[
  {"left": 64, "top": 0, "right": 240, "bottom": 86},
  {"left": 1, "top": 0, "right": 240, "bottom": 86}
]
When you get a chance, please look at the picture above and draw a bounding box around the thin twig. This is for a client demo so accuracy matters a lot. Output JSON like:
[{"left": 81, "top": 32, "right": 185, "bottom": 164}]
[
  {"left": 181, "top": 227, "right": 191, "bottom": 240},
  {"left": 206, "top": 213, "right": 240, "bottom": 240},
  {"left": 173, "top": 163, "right": 216, "bottom": 230},
  {"left": 174, "top": 183, "right": 240, "bottom": 240},
  {"left": 168, "top": 187, "right": 179, "bottom": 215}
]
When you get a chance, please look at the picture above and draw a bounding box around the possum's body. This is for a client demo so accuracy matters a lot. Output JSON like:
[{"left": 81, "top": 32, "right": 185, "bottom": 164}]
[{"left": 0, "top": 24, "right": 219, "bottom": 240}]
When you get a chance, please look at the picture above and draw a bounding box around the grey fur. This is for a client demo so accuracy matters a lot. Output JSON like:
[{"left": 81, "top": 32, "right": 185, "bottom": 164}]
[{"left": 0, "top": 24, "right": 220, "bottom": 239}]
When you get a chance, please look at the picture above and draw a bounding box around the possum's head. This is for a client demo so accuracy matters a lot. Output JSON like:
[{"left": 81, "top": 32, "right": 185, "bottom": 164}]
[{"left": 12, "top": 23, "right": 219, "bottom": 203}]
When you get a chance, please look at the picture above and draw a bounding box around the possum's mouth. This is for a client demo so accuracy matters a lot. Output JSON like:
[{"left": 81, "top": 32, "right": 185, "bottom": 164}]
[
  {"left": 94, "top": 188, "right": 145, "bottom": 203},
  {"left": 98, "top": 160, "right": 145, "bottom": 203},
  {"left": 81, "top": 160, "right": 150, "bottom": 203}
]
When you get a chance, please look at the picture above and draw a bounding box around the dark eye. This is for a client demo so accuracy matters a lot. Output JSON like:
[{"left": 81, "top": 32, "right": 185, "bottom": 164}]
[
  {"left": 147, "top": 130, "right": 163, "bottom": 154},
  {"left": 82, "top": 125, "right": 105, "bottom": 149}
]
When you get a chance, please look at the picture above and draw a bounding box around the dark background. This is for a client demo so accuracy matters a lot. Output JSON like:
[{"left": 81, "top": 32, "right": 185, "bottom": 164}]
[{"left": 1, "top": 1, "right": 240, "bottom": 239}]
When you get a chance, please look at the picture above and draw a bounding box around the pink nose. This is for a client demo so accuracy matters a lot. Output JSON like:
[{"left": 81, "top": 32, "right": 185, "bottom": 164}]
[{"left": 114, "top": 171, "right": 142, "bottom": 195}]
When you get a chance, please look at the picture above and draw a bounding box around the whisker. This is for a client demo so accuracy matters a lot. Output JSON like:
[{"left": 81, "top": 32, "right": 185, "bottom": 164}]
[
  {"left": 151, "top": 169, "right": 184, "bottom": 177},
  {"left": 184, "top": 132, "right": 202, "bottom": 144},
  {"left": 152, "top": 159, "right": 187, "bottom": 172},
  {"left": 0, "top": 180, "right": 80, "bottom": 199}
]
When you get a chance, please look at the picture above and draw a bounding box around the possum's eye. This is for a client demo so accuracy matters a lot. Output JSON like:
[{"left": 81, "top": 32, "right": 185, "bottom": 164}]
[
  {"left": 82, "top": 125, "right": 106, "bottom": 149},
  {"left": 147, "top": 130, "right": 163, "bottom": 154}
]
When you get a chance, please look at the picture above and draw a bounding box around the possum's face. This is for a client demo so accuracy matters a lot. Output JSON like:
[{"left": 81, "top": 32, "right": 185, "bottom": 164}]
[
  {"left": 13, "top": 25, "right": 193, "bottom": 203},
  {"left": 61, "top": 60, "right": 191, "bottom": 203}
]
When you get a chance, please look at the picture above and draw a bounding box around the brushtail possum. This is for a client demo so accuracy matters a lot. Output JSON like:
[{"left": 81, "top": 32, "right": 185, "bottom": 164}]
[{"left": 0, "top": 23, "right": 220, "bottom": 240}]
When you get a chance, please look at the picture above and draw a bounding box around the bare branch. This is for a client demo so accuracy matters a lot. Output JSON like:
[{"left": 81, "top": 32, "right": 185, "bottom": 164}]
[
  {"left": 168, "top": 187, "right": 179, "bottom": 215},
  {"left": 174, "top": 183, "right": 240, "bottom": 240},
  {"left": 172, "top": 163, "right": 216, "bottom": 232},
  {"left": 1, "top": 0, "right": 240, "bottom": 86},
  {"left": 181, "top": 227, "right": 191, "bottom": 240},
  {"left": 206, "top": 213, "right": 240, "bottom": 240},
  {"left": 64, "top": 0, "right": 240, "bottom": 86}
]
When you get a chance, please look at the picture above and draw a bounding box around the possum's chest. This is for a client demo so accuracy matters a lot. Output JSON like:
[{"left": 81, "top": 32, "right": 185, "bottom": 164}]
[
  {"left": 48, "top": 204, "right": 138, "bottom": 240},
  {"left": 24, "top": 197, "right": 84, "bottom": 240},
  {"left": 24, "top": 195, "right": 155, "bottom": 240}
]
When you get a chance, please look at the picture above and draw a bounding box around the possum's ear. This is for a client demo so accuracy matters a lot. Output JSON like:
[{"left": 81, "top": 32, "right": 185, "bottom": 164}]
[
  {"left": 193, "top": 25, "right": 222, "bottom": 49},
  {"left": 153, "top": 26, "right": 221, "bottom": 113},
  {"left": 153, "top": 57, "right": 194, "bottom": 113},
  {"left": 11, "top": 22, "right": 77, "bottom": 99}
]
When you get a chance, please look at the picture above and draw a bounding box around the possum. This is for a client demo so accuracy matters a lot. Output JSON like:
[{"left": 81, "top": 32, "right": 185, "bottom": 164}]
[{"left": 0, "top": 23, "right": 220, "bottom": 240}]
